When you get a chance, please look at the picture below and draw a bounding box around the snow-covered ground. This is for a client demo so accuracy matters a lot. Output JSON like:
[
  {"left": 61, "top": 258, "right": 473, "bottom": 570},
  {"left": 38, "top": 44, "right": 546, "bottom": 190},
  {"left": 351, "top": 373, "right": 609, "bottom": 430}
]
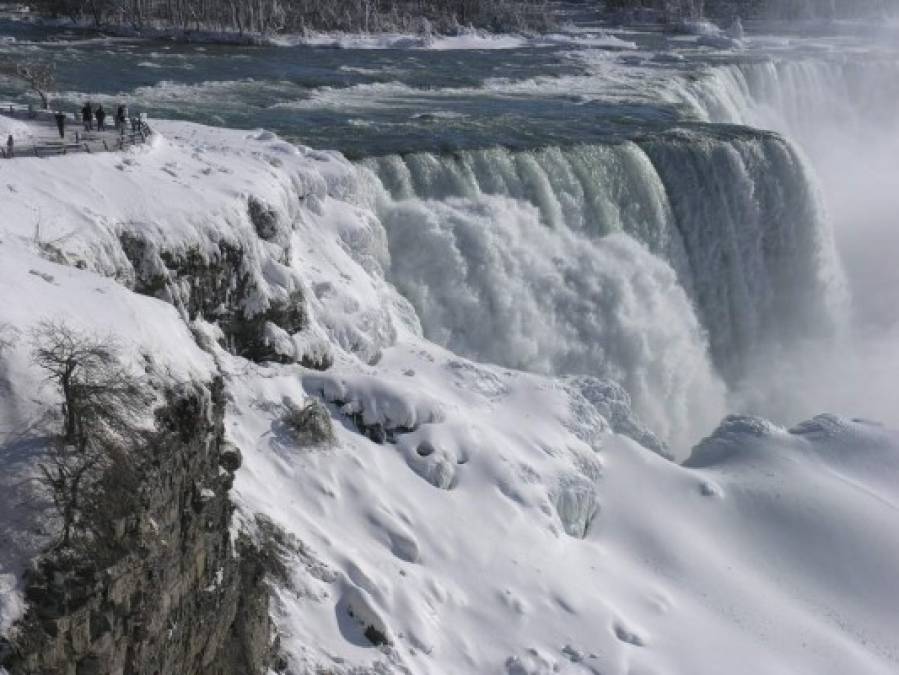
[
  {"left": 0, "top": 114, "right": 33, "bottom": 143},
  {"left": 279, "top": 29, "right": 637, "bottom": 51},
  {"left": 1, "top": 121, "right": 898, "bottom": 674}
]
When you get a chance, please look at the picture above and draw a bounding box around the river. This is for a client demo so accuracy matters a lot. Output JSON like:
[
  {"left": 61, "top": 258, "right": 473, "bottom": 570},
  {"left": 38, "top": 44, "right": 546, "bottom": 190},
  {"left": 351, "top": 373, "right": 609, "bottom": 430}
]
[{"left": 2, "top": 10, "right": 898, "bottom": 448}]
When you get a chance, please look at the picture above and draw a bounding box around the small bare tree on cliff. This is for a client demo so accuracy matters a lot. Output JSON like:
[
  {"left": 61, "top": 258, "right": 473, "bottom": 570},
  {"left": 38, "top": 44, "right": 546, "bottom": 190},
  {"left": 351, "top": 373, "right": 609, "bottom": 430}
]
[
  {"left": 31, "top": 321, "right": 149, "bottom": 550},
  {"left": 0, "top": 61, "right": 56, "bottom": 110}
]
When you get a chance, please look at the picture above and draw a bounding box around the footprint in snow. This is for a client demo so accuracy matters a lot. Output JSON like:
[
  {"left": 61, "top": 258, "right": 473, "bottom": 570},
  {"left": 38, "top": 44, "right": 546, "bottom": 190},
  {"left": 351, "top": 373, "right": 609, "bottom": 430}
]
[
  {"left": 28, "top": 269, "right": 54, "bottom": 284},
  {"left": 613, "top": 622, "right": 646, "bottom": 647},
  {"left": 699, "top": 481, "right": 723, "bottom": 498}
]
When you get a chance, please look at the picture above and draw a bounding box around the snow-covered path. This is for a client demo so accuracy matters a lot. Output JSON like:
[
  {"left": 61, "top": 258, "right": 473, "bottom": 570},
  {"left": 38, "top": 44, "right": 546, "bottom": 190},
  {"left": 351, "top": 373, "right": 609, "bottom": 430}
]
[{"left": 0, "top": 107, "right": 149, "bottom": 157}]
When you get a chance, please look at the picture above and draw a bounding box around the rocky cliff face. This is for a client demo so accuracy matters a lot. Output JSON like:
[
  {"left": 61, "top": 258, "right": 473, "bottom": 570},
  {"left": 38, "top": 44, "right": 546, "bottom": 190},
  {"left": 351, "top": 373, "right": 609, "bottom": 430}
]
[
  {"left": 116, "top": 196, "right": 330, "bottom": 371},
  {"left": 1, "top": 379, "right": 274, "bottom": 675}
]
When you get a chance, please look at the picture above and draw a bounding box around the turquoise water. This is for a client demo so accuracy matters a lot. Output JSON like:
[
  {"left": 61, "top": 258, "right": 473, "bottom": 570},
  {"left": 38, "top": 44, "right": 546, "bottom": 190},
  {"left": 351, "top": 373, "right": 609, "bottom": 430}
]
[{"left": 0, "top": 15, "right": 760, "bottom": 156}]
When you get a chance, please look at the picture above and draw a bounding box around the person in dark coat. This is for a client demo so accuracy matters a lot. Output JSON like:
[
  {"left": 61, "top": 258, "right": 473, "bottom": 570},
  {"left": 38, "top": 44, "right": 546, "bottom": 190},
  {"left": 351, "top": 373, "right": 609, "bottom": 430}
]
[
  {"left": 95, "top": 105, "right": 107, "bottom": 132},
  {"left": 115, "top": 104, "right": 127, "bottom": 130},
  {"left": 54, "top": 111, "right": 66, "bottom": 139},
  {"left": 5, "top": 134, "right": 13, "bottom": 159},
  {"left": 81, "top": 102, "right": 93, "bottom": 131}
]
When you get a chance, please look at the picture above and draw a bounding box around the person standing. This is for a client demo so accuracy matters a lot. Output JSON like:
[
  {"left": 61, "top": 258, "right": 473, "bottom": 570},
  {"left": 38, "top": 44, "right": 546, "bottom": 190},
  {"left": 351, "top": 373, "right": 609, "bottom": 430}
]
[
  {"left": 5, "top": 134, "right": 13, "bottom": 158},
  {"left": 81, "top": 102, "right": 93, "bottom": 131},
  {"left": 54, "top": 111, "right": 66, "bottom": 139},
  {"left": 95, "top": 104, "right": 107, "bottom": 132},
  {"left": 115, "top": 104, "right": 127, "bottom": 130}
]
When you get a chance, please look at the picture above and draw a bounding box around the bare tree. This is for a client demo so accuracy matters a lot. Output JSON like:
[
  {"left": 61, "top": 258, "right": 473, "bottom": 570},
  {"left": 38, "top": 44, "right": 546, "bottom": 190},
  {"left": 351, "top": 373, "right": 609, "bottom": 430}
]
[
  {"left": 0, "top": 61, "right": 56, "bottom": 110},
  {"left": 31, "top": 321, "right": 150, "bottom": 549}
]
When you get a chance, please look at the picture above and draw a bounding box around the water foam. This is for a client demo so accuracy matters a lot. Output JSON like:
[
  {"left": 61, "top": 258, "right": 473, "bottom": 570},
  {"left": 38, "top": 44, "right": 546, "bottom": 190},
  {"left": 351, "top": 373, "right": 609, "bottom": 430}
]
[
  {"left": 675, "top": 52, "right": 899, "bottom": 427},
  {"left": 362, "top": 132, "right": 844, "bottom": 389},
  {"left": 358, "top": 172, "right": 727, "bottom": 451}
]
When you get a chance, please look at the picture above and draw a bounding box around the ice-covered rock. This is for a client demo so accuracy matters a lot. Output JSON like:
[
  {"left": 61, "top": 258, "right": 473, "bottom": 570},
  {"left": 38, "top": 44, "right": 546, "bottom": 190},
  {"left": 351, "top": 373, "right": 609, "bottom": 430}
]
[
  {"left": 685, "top": 414, "right": 783, "bottom": 467},
  {"left": 552, "top": 474, "right": 599, "bottom": 539}
]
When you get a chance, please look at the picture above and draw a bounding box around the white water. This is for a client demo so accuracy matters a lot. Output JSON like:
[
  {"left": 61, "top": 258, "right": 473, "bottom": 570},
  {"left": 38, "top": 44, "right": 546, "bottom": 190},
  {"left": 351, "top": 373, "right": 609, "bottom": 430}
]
[
  {"left": 352, "top": 49, "right": 899, "bottom": 449},
  {"left": 360, "top": 171, "right": 726, "bottom": 452},
  {"left": 681, "top": 56, "right": 899, "bottom": 426},
  {"left": 360, "top": 122, "right": 845, "bottom": 450}
]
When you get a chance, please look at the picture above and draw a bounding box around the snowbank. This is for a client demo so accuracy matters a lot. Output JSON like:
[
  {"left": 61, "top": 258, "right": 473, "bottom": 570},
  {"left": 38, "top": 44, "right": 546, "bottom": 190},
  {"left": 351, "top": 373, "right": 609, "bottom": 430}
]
[
  {"left": 0, "top": 113, "right": 34, "bottom": 143},
  {"left": 279, "top": 28, "right": 636, "bottom": 51}
]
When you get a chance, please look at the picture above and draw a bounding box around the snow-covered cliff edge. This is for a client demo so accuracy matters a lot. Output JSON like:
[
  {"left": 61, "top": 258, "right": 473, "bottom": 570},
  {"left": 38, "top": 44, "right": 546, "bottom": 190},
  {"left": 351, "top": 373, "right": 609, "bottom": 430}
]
[{"left": 1, "top": 122, "right": 897, "bottom": 674}]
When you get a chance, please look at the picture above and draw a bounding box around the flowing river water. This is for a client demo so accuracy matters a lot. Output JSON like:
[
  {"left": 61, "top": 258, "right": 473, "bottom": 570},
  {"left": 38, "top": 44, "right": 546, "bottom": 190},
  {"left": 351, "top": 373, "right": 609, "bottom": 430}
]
[{"left": 2, "top": 10, "right": 898, "bottom": 450}]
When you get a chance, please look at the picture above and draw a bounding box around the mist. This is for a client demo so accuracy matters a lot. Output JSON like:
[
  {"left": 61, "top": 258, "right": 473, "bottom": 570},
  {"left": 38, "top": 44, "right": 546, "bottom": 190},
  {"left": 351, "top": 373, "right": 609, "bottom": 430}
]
[{"left": 720, "top": 33, "right": 899, "bottom": 430}]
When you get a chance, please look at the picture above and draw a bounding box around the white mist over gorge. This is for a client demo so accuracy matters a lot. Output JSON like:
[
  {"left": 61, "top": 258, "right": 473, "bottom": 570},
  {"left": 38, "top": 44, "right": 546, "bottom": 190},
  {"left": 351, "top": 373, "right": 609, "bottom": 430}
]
[{"left": 1, "top": 4, "right": 898, "bottom": 675}]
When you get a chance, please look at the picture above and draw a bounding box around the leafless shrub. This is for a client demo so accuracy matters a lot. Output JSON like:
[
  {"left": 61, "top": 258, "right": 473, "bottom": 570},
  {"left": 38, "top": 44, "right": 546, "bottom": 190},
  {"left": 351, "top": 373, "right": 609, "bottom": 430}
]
[
  {"left": 31, "top": 321, "right": 151, "bottom": 551},
  {"left": 0, "top": 61, "right": 56, "bottom": 110},
  {"left": 281, "top": 398, "right": 334, "bottom": 447}
]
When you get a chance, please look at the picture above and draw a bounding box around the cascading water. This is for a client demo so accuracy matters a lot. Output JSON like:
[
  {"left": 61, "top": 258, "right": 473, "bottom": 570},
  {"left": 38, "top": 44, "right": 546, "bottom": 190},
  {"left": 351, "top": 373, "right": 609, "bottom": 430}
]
[
  {"left": 359, "top": 167, "right": 726, "bottom": 452},
  {"left": 357, "top": 124, "right": 844, "bottom": 449},
  {"left": 675, "top": 52, "right": 899, "bottom": 427},
  {"left": 640, "top": 128, "right": 845, "bottom": 381},
  {"left": 676, "top": 57, "right": 899, "bottom": 139}
]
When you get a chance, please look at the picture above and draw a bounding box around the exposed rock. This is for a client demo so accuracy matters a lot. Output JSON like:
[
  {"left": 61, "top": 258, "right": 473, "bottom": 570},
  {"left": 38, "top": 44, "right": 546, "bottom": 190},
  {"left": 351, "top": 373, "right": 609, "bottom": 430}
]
[
  {"left": 119, "top": 234, "right": 328, "bottom": 368},
  {"left": 1, "top": 379, "right": 274, "bottom": 675},
  {"left": 342, "top": 586, "right": 392, "bottom": 647},
  {"left": 685, "top": 415, "right": 782, "bottom": 468},
  {"left": 789, "top": 413, "right": 849, "bottom": 438},
  {"left": 303, "top": 375, "right": 441, "bottom": 445},
  {"left": 219, "top": 442, "right": 243, "bottom": 472},
  {"left": 247, "top": 196, "right": 281, "bottom": 242},
  {"left": 566, "top": 376, "right": 671, "bottom": 459}
]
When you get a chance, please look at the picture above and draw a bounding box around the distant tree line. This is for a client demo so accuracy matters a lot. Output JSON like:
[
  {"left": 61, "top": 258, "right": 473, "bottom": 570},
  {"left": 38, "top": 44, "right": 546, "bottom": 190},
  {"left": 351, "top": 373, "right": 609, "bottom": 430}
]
[
  {"left": 29, "top": 0, "right": 555, "bottom": 34},
  {"left": 715, "top": 0, "right": 890, "bottom": 19},
  {"left": 604, "top": 0, "right": 705, "bottom": 20},
  {"left": 605, "top": 0, "right": 892, "bottom": 20}
]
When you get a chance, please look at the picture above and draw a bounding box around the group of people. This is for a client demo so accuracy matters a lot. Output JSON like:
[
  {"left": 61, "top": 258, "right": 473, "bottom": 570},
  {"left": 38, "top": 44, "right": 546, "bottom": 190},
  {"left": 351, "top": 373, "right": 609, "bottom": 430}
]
[
  {"left": 48, "top": 102, "right": 132, "bottom": 140},
  {"left": 80, "top": 102, "right": 129, "bottom": 133},
  {"left": 3, "top": 101, "right": 139, "bottom": 157}
]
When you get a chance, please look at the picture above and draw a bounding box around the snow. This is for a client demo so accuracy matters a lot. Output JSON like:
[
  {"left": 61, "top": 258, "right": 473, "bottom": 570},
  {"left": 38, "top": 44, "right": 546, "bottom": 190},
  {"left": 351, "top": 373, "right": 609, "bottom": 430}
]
[
  {"left": 281, "top": 31, "right": 530, "bottom": 51},
  {"left": 273, "top": 28, "right": 636, "bottom": 51},
  {"left": 0, "top": 113, "right": 33, "bottom": 143},
  {"left": 1, "top": 119, "right": 898, "bottom": 674},
  {"left": 0, "top": 217, "right": 216, "bottom": 633}
]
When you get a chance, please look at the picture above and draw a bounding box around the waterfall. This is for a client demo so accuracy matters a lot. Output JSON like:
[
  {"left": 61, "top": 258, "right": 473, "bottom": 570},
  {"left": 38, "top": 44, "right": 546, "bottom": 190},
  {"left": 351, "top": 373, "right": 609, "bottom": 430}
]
[
  {"left": 640, "top": 128, "right": 846, "bottom": 382},
  {"left": 355, "top": 124, "right": 844, "bottom": 448},
  {"left": 675, "top": 56, "right": 899, "bottom": 143}
]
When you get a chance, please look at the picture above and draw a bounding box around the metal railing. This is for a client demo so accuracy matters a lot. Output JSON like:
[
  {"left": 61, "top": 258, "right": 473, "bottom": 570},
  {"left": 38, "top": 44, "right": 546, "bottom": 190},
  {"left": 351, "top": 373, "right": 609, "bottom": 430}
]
[{"left": 1, "top": 103, "right": 154, "bottom": 159}]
